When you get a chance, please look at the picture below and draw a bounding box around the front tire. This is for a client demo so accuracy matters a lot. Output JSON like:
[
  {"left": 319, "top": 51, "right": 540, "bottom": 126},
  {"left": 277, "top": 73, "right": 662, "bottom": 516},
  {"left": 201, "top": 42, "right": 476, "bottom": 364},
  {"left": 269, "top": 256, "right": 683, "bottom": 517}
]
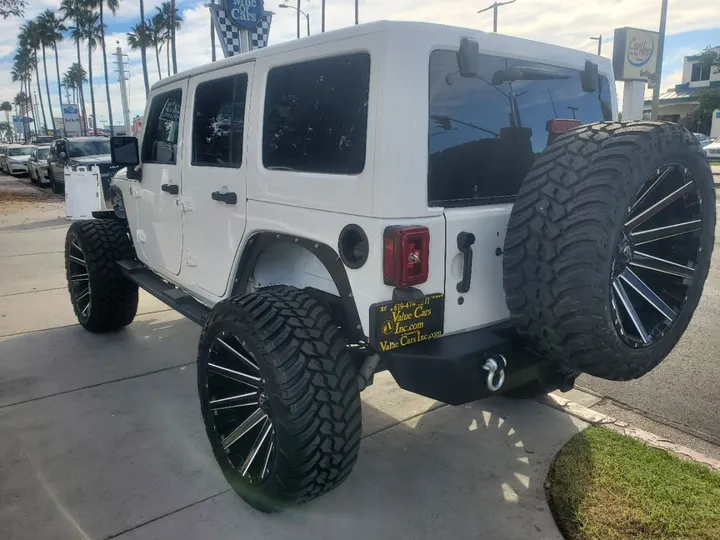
[
  {"left": 65, "top": 219, "right": 138, "bottom": 332},
  {"left": 197, "top": 286, "right": 362, "bottom": 512},
  {"left": 503, "top": 122, "right": 715, "bottom": 381}
]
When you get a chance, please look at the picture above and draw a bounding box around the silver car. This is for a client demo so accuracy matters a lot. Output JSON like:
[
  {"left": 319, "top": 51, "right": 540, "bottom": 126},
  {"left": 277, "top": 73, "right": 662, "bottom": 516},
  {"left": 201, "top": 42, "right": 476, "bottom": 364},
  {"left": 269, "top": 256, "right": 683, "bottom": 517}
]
[{"left": 28, "top": 145, "right": 51, "bottom": 184}]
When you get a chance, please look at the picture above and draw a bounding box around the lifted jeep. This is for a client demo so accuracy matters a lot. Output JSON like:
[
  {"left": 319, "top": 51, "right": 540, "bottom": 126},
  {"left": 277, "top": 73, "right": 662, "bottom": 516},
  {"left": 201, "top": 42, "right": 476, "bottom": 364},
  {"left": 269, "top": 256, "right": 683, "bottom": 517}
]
[{"left": 65, "top": 21, "right": 715, "bottom": 512}]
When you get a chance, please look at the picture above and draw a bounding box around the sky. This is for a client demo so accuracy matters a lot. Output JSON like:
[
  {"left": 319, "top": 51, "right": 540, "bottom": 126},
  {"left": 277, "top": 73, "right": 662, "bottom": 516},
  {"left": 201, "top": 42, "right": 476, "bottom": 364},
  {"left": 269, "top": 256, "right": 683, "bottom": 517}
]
[{"left": 1, "top": 0, "right": 718, "bottom": 129}]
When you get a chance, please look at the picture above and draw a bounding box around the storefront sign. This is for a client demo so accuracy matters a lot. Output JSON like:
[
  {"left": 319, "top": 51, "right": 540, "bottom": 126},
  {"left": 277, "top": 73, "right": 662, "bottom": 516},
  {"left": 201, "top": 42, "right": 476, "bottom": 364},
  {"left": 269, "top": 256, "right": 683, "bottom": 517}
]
[
  {"left": 223, "top": 0, "right": 264, "bottom": 29},
  {"left": 62, "top": 104, "right": 82, "bottom": 136},
  {"left": 613, "top": 27, "right": 659, "bottom": 82}
]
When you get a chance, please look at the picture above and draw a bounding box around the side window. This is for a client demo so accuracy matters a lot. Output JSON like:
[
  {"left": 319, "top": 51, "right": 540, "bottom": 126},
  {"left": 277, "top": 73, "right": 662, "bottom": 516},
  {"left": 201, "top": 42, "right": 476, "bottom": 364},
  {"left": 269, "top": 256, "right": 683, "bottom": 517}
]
[
  {"left": 192, "top": 74, "right": 248, "bottom": 168},
  {"left": 262, "top": 52, "right": 371, "bottom": 175},
  {"left": 142, "top": 89, "right": 183, "bottom": 164}
]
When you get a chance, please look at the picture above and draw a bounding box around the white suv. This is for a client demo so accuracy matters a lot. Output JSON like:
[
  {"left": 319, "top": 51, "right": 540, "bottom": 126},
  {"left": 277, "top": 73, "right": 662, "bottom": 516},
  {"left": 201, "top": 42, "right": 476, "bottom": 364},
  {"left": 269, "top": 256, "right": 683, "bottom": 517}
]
[{"left": 64, "top": 21, "right": 715, "bottom": 512}]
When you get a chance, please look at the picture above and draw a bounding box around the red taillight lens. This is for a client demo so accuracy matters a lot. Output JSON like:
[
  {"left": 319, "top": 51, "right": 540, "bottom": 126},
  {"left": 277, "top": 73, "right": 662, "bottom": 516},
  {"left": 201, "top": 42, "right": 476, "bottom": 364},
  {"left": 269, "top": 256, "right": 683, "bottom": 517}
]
[
  {"left": 546, "top": 118, "right": 582, "bottom": 134},
  {"left": 383, "top": 226, "right": 430, "bottom": 287}
]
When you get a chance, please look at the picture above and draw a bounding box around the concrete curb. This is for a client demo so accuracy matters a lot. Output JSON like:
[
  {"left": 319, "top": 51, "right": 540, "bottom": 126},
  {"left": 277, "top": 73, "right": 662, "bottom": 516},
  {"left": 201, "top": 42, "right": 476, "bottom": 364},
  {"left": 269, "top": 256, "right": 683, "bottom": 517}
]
[{"left": 540, "top": 392, "right": 720, "bottom": 474}]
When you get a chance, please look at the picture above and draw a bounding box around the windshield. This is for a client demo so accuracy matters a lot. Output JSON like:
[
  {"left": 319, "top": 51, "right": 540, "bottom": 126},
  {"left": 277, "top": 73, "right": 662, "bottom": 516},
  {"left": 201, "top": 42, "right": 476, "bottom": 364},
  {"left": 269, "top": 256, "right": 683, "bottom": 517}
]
[
  {"left": 8, "top": 147, "right": 34, "bottom": 156},
  {"left": 37, "top": 148, "right": 50, "bottom": 159},
  {"left": 68, "top": 139, "right": 111, "bottom": 158},
  {"left": 428, "top": 50, "right": 612, "bottom": 206}
]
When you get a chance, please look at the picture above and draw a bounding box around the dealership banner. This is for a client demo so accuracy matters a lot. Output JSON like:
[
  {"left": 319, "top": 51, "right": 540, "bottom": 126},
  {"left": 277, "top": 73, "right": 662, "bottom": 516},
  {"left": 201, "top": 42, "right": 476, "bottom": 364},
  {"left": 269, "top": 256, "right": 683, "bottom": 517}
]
[
  {"left": 63, "top": 104, "right": 82, "bottom": 136},
  {"left": 612, "top": 27, "right": 659, "bottom": 84}
]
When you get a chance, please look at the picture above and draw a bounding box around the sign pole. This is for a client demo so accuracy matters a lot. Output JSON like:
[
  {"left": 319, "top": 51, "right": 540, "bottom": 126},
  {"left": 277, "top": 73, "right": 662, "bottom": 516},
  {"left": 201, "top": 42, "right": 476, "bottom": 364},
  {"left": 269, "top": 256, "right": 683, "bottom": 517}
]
[{"left": 650, "top": 0, "right": 668, "bottom": 120}]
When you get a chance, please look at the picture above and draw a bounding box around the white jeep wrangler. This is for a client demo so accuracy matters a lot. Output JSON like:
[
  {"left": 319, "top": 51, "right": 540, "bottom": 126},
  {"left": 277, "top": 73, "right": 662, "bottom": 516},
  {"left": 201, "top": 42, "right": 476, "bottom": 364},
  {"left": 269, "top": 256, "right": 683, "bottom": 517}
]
[{"left": 64, "top": 21, "right": 715, "bottom": 512}]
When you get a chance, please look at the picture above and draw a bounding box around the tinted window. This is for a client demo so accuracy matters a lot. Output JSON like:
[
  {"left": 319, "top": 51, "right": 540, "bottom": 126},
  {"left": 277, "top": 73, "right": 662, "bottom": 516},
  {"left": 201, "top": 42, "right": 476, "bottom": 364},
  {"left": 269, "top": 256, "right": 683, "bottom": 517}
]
[
  {"left": 37, "top": 148, "right": 50, "bottom": 159},
  {"left": 192, "top": 74, "right": 247, "bottom": 167},
  {"left": 428, "top": 50, "right": 613, "bottom": 206},
  {"left": 262, "top": 53, "right": 370, "bottom": 175},
  {"left": 68, "top": 139, "right": 110, "bottom": 157},
  {"left": 142, "top": 89, "right": 182, "bottom": 164}
]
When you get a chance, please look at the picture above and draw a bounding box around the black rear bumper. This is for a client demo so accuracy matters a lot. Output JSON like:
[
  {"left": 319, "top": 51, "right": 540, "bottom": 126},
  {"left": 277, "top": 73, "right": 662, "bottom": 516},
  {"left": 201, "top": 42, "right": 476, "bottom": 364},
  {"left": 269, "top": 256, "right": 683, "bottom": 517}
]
[{"left": 381, "top": 321, "right": 571, "bottom": 405}]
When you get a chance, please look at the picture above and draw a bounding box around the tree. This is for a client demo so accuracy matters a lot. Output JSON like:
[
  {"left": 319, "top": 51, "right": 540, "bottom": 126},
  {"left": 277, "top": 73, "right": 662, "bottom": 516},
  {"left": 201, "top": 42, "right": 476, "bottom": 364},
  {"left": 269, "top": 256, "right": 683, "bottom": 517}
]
[
  {"left": 0, "top": 0, "right": 25, "bottom": 19},
  {"left": 0, "top": 102, "right": 12, "bottom": 142},
  {"left": 19, "top": 21, "right": 48, "bottom": 134},
  {"left": 61, "top": 0, "right": 90, "bottom": 136},
  {"left": 81, "top": 10, "right": 103, "bottom": 134},
  {"left": 155, "top": 2, "right": 182, "bottom": 76},
  {"left": 698, "top": 46, "right": 720, "bottom": 76},
  {"left": 12, "top": 91, "right": 29, "bottom": 141},
  {"left": 65, "top": 63, "right": 88, "bottom": 131},
  {"left": 127, "top": 22, "right": 152, "bottom": 90},
  {"left": 38, "top": 10, "right": 67, "bottom": 137},
  {"left": 92, "top": 0, "right": 119, "bottom": 135},
  {"left": 698, "top": 89, "right": 720, "bottom": 116},
  {"left": 138, "top": 0, "right": 149, "bottom": 96},
  {"left": 11, "top": 49, "right": 33, "bottom": 141},
  {"left": 146, "top": 16, "right": 163, "bottom": 80}
]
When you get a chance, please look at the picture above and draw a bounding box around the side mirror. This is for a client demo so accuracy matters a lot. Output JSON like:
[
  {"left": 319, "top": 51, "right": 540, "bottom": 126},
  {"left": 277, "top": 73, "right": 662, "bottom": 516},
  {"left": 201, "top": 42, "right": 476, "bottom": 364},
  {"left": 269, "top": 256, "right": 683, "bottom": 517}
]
[
  {"left": 457, "top": 37, "right": 479, "bottom": 78},
  {"left": 111, "top": 136, "right": 142, "bottom": 181},
  {"left": 581, "top": 60, "right": 599, "bottom": 93}
]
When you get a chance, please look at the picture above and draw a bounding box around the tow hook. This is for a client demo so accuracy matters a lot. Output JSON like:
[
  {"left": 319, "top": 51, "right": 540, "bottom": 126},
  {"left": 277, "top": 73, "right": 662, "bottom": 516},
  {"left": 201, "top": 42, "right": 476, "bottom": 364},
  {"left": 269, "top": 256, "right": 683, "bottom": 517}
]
[{"left": 482, "top": 354, "right": 507, "bottom": 392}]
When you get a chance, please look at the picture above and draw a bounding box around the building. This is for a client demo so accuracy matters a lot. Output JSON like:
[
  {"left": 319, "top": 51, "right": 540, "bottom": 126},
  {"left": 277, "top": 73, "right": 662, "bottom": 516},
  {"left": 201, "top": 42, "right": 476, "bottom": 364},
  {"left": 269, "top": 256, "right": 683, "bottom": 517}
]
[{"left": 643, "top": 47, "right": 720, "bottom": 137}]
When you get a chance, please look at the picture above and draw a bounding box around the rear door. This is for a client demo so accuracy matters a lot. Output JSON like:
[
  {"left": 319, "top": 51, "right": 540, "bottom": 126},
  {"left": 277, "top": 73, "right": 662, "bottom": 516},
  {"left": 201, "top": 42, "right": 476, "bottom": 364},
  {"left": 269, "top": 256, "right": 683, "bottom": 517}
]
[
  {"left": 181, "top": 63, "right": 253, "bottom": 296},
  {"left": 428, "top": 50, "right": 613, "bottom": 334}
]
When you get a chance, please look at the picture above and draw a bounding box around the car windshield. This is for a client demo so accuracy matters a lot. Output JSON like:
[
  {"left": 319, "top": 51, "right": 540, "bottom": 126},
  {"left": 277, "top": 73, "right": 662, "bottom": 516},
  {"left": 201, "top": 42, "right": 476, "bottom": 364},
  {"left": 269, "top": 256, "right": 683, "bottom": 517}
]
[
  {"left": 68, "top": 139, "right": 110, "bottom": 157},
  {"left": 37, "top": 148, "right": 50, "bottom": 159},
  {"left": 8, "top": 147, "right": 34, "bottom": 156}
]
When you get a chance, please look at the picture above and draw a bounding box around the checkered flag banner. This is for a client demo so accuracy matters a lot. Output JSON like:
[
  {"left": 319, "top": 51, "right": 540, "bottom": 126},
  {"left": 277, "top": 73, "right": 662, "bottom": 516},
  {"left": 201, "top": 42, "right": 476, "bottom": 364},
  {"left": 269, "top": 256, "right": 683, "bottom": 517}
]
[{"left": 211, "top": 7, "right": 273, "bottom": 57}]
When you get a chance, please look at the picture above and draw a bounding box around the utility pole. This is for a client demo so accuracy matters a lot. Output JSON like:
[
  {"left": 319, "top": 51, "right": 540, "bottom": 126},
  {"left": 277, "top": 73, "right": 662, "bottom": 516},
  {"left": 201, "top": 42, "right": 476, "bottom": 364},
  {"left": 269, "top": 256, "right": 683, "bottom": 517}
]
[
  {"left": 478, "top": 0, "right": 516, "bottom": 33},
  {"left": 590, "top": 35, "right": 602, "bottom": 56},
  {"left": 650, "top": 0, "right": 668, "bottom": 120},
  {"left": 114, "top": 42, "right": 132, "bottom": 134},
  {"left": 321, "top": 0, "right": 325, "bottom": 31},
  {"left": 296, "top": 0, "right": 300, "bottom": 39},
  {"left": 210, "top": 0, "right": 216, "bottom": 61}
]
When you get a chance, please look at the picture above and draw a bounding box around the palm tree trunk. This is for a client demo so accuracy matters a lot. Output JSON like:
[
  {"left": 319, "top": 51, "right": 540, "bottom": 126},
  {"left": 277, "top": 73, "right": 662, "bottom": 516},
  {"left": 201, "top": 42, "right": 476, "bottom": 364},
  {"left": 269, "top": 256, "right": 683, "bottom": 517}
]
[
  {"left": 155, "top": 45, "right": 162, "bottom": 79},
  {"left": 88, "top": 41, "right": 97, "bottom": 134},
  {"left": 41, "top": 46, "right": 56, "bottom": 135},
  {"left": 99, "top": 2, "right": 115, "bottom": 136},
  {"left": 34, "top": 60, "right": 48, "bottom": 135},
  {"left": 170, "top": 0, "right": 177, "bottom": 74},
  {"left": 76, "top": 38, "right": 88, "bottom": 136},
  {"left": 166, "top": 41, "right": 170, "bottom": 77},
  {"left": 139, "top": 0, "right": 150, "bottom": 96},
  {"left": 54, "top": 46, "right": 66, "bottom": 137}
]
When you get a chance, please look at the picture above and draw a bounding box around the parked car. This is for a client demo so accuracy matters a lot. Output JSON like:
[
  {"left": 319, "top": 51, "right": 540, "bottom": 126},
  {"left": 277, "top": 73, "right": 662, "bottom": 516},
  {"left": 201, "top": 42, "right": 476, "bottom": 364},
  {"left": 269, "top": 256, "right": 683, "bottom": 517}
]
[
  {"left": 4, "top": 145, "right": 34, "bottom": 175},
  {"left": 705, "top": 137, "right": 720, "bottom": 160},
  {"left": 0, "top": 144, "right": 8, "bottom": 172},
  {"left": 31, "top": 135, "right": 57, "bottom": 145},
  {"left": 693, "top": 133, "right": 713, "bottom": 148},
  {"left": 28, "top": 145, "right": 51, "bottom": 185},
  {"left": 47, "top": 136, "right": 120, "bottom": 195}
]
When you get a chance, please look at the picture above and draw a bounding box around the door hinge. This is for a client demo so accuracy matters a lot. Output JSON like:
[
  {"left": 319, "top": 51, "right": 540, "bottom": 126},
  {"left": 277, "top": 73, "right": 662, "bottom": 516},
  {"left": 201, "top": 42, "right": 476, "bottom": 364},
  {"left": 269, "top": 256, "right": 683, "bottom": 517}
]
[
  {"left": 135, "top": 229, "right": 147, "bottom": 243},
  {"left": 178, "top": 197, "right": 194, "bottom": 212},
  {"left": 184, "top": 251, "right": 197, "bottom": 267}
]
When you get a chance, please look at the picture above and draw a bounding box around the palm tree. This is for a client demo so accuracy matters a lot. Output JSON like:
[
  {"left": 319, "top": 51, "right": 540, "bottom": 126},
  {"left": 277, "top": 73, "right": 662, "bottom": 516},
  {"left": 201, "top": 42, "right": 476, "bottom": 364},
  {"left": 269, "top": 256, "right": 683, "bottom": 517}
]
[
  {"left": 93, "top": 0, "right": 119, "bottom": 135},
  {"left": 0, "top": 121, "right": 11, "bottom": 143},
  {"left": 80, "top": 10, "right": 102, "bottom": 135},
  {"left": 37, "top": 10, "right": 67, "bottom": 137},
  {"left": 12, "top": 49, "right": 33, "bottom": 141},
  {"left": 0, "top": 102, "right": 12, "bottom": 142},
  {"left": 12, "top": 91, "right": 29, "bottom": 141},
  {"left": 146, "top": 16, "right": 163, "bottom": 80},
  {"left": 19, "top": 21, "right": 48, "bottom": 134},
  {"left": 138, "top": 0, "right": 149, "bottom": 96},
  {"left": 63, "top": 72, "right": 77, "bottom": 103},
  {"left": 61, "top": 0, "right": 89, "bottom": 135},
  {"left": 65, "top": 63, "right": 87, "bottom": 131},
  {"left": 155, "top": 2, "right": 182, "bottom": 76},
  {"left": 127, "top": 22, "right": 151, "bottom": 89}
]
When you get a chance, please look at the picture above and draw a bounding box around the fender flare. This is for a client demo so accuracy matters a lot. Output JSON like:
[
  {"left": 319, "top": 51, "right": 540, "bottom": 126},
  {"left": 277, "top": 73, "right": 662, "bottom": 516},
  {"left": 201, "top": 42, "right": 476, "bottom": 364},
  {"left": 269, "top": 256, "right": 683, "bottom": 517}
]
[{"left": 231, "top": 232, "right": 366, "bottom": 343}]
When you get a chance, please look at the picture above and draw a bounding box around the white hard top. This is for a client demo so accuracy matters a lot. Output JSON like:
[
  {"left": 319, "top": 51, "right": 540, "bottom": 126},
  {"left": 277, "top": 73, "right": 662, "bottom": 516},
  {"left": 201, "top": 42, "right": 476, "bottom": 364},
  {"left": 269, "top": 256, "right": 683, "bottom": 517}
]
[{"left": 153, "top": 20, "right": 611, "bottom": 91}]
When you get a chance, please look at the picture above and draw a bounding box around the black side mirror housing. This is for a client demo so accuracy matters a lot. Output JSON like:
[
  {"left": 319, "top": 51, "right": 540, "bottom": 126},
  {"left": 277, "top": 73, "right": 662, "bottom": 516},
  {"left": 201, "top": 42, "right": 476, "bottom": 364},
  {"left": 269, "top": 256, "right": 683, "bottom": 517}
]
[
  {"left": 457, "top": 37, "right": 479, "bottom": 78},
  {"left": 110, "top": 136, "right": 142, "bottom": 181},
  {"left": 581, "top": 60, "right": 599, "bottom": 93}
]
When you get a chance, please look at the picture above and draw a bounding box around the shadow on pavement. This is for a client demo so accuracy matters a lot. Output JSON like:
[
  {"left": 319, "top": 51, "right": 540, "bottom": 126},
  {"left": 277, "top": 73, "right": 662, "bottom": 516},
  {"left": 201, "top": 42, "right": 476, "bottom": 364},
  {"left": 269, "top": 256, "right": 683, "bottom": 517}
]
[{"left": 0, "top": 217, "right": 69, "bottom": 233}]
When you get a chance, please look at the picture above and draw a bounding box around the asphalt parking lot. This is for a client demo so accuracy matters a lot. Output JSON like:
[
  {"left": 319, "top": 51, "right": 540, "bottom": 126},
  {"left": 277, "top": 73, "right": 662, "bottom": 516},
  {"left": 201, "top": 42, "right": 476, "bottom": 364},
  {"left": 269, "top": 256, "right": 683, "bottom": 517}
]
[{"left": 0, "top": 174, "right": 586, "bottom": 539}]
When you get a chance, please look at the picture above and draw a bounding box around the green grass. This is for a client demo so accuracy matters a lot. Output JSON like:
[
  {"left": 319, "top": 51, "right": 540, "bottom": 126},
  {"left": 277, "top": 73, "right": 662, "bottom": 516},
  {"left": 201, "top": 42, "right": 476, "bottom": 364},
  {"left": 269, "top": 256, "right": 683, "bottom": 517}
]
[{"left": 546, "top": 426, "right": 720, "bottom": 540}]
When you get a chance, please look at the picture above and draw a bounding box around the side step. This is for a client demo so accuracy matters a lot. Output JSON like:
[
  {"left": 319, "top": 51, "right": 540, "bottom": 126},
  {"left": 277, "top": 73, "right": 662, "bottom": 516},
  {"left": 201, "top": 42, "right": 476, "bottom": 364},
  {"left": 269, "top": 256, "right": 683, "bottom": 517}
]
[{"left": 117, "top": 260, "right": 211, "bottom": 325}]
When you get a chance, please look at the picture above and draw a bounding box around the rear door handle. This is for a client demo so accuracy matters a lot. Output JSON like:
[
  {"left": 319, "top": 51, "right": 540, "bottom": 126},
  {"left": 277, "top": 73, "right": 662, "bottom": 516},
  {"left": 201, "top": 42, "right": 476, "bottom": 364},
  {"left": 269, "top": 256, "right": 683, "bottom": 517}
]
[
  {"left": 456, "top": 231, "right": 476, "bottom": 293},
  {"left": 211, "top": 191, "right": 237, "bottom": 205},
  {"left": 161, "top": 183, "right": 179, "bottom": 195}
]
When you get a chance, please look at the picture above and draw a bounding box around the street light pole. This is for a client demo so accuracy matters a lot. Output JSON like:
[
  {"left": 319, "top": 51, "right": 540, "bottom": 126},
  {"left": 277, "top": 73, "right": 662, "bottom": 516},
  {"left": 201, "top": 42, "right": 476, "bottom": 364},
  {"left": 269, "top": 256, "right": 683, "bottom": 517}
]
[
  {"left": 590, "top": 35, "right": 602, "bottom": 55},
  {"left": 279, "top": 3, "right": 310, "bottom": 37},
  {"left": 477, "top": 0, "right": 516, "bottom": 33},
  {"left": 650, "top": 0, "right": 668, "bottom": 120}
]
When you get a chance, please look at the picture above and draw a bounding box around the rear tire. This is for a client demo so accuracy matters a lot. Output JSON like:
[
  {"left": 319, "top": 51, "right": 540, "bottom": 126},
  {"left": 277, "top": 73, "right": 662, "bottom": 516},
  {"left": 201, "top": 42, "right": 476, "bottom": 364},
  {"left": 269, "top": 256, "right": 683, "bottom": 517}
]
[
  {"left": 65, "top": 219, "right": 138, "bottom": 332},
  {"left": 197, "top": 286, "right": 362, "bottom": 512},
  {"left": 503, "top": 122, "right": 715, "bottom": 381}
]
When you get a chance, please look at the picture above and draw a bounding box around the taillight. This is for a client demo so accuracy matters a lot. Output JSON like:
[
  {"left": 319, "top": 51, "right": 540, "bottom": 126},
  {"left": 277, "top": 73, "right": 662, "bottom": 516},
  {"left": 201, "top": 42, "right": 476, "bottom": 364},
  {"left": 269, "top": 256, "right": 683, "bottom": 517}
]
[
  {"left": 546, "top": 118, "right": 582, "bottom": 134},
  {"left": 383, "top": 226, "right": 430, "bottom": 287}
]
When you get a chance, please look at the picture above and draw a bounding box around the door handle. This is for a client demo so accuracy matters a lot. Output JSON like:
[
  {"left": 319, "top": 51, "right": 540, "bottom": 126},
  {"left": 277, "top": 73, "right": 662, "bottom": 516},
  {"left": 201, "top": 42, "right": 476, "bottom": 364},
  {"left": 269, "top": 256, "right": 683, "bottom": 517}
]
[
  {"left": 161, "top": 183, "right": 179, "bottom": 195},
  {"left": 211, "top": 191, "right": 237, "bottom": 205},
  {"left": 456, "top": 231, "right": 476, "bottom": 294}
]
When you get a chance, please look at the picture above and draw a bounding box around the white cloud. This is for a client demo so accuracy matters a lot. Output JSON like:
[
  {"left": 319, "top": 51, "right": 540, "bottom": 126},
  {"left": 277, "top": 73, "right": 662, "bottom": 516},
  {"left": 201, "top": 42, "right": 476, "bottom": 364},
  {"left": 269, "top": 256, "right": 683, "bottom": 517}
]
[{"left": 1, "top": 0, "right": 717, "bottom": 128}]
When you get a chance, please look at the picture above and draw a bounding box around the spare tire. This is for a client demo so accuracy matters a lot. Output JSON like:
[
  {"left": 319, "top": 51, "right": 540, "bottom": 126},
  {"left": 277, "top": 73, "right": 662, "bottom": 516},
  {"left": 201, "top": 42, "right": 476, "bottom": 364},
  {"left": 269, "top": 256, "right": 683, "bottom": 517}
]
[{"left": 503, "top": 122, "right": 715, "bottom": 381}]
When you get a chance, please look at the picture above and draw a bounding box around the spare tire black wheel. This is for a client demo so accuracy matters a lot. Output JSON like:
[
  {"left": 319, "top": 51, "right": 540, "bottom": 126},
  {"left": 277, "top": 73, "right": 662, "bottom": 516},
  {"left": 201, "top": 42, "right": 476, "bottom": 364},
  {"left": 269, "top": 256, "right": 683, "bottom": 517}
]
[{"left": 503, "top": 122, "right": 715, "bottom": 381}]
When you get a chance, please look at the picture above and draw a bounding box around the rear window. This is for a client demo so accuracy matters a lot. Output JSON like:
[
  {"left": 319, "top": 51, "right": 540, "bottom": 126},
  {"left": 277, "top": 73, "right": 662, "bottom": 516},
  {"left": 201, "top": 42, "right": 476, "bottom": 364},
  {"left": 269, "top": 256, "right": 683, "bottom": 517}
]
[
  {"left": 428, "top": 50, "right": 612, "bottom": 207},
  {"left": 262, "top": 52, "right": 371, "bottom": 175}
]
